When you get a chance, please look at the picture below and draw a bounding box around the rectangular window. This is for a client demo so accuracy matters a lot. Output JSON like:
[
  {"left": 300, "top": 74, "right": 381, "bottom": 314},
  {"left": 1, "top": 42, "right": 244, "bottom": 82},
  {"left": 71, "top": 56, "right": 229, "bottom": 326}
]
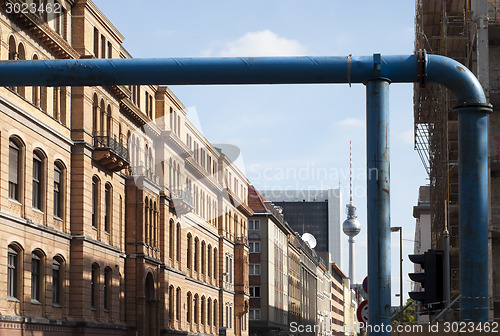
[
  {"left": 249, "top": 242, "right": 260, "bottom": 253},
  {"left": 93, "top": 28, "right": 99, "bottom": 58},
  {"left": 101, "top": 35, "right": 106, "bottom": 59},
  {"left": 249, "top": 286, "right": 260, "bottom": 298},
  {"left": 31, "top": 256, "right": 41, "bottom": 301},
  {"left": 9, "top": 141, "right": 20, "bottom": 201},
  {"left": 249, "top": 220, "right": 260, "bottom": 230},
  {"left": 107, "top": 41, "right": 112, "bottom": 59},
  {"left": 32, "top": 155, "right": 42, "bottom": 210},
  {"left": 7, "top": 248, "right": 17, "bottom": 298},
  {"left": 52, "top": 262, "right": 60, "bottom": 304},
  {"left": 249, "top": 264, "right": 260, "bottom": 275},
  {"left": 249, "top": 309, "right": 261, "bottom": 320}
]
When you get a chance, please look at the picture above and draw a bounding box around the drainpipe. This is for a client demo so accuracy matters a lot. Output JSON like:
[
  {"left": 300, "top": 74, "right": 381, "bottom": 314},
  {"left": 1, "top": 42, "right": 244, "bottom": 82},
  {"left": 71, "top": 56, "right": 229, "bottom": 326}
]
[{"left": 0, "top": 53, "right": 491, "bottom": 323}]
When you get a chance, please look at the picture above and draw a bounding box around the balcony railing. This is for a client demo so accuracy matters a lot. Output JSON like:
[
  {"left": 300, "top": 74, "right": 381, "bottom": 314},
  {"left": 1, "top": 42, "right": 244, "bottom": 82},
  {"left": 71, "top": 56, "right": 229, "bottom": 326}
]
[
  {"left": 170, "top": 187, "right": 194, "bottom": 215},
  {"left": 93, "top": 133, "right": 130, "bottom": 172},
  {"left": 129, "top": 165, "right": 160, "bottom": 185},
  {"left": 94, "top": 133, "right": 129, "bottom": 161}
]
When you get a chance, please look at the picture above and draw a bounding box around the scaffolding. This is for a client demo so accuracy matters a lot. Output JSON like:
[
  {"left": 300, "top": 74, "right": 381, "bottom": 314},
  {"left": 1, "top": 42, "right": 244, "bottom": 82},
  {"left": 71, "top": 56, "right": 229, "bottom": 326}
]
[{"left": 414, "top": 0, "right": 473, "bottom": 314}]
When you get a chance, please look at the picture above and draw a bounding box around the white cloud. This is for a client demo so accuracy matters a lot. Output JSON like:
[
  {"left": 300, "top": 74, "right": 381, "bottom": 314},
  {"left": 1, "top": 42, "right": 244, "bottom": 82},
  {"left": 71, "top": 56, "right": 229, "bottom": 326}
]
[
  {"left": 335, "top": 118, "right": 364, "bottom": 128},
  {"left": 398, "top": 129, "right": 414, "bottom": 145},
  {"left": 216, "top": 30, "right": 308, "bottom": 57}
]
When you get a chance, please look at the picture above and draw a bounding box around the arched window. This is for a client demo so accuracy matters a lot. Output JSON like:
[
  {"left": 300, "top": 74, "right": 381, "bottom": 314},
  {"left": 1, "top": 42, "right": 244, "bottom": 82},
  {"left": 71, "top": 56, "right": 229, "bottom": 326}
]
[
  {"left": 106, "top": 105, "right": 112, "bottom": 136},
  {"left": 145, "top": 273, "right": 154, "bottom": 303},
  {"left": 104, "top": 267, "right": 112, "bottom": 311},
  {"left": 31, "top": 54, "right": 41, "bottom": 107},
  {"left": 54, "top": 161, "right": 65, "bottom": 219},
  {"left": 168, "top": 286, "right": 174, "bottom": 323},
  {"left": 201, "top": 296, "right": 205, "bottom": 326},
  {"left": 144, "top": 197, "right": 149, "bottom": 243},
  {"left": 104, "top": 183, "right": 112, "bottom": 233},
  {"left": 213, "top": 299, "right": 218, "bottom": 327},
  {"left": 201, "top": 241, "right": 206, "bottom": 275},
  {"left": 207, "top": 298, "right": 212, "bottom": 326},
  {"left": 8, "top": 36, "right": 16, "bottom": 60},
  {"left": 91, "top": 263, "right": 99, "bottom": 308},
  {"left": 187, "top": 234, "right": 192, "bottom": 269},
  {"left": 149, "top": 199, "right": 153, "bottom": 246},
  {"left": 7, "top": 244, "right": 22, "bottom": 299},
  {"left": 92, "top": 176, "right": 100, "bottom": 228},
  {"left": 32, "top": 151, "right": 44, "bottom": 211},
  {"left": 194, "top": 238, "right": 199, "bottom": 272},
  {"left": 194, "top": 294, "right": 199, "bottom": 324},
  {"left": 99, "top": 99, "right": 105, "bottom": 136},
  {"left": 213, "top": 248, "right": 218, "bottom": 279},
  {"left": 52, "top": 255, "right": 64, "bottom": 305},
  {"left": 186, "top": 292, "right": 192, "bottom": 323},
  {"left": 176, "top": 287, "right": 181, "bottom": 321},
  {"left": 207, "top": 245, "right": 212, "bottom": 278},
  {"left": 176, "top": 223, "right": 181, "bottom": 262},
  {"left": 169, "top": 220, "right": 174, "bottom": 259},
  {"left": 16, "top": 43, "right": 25, "bottom": 97},
  {"left": 92, "top": 94, "right": 99, "bottom": 135},
  {"left": 9, "top": 137, "right": 23, "bottom": 202}
]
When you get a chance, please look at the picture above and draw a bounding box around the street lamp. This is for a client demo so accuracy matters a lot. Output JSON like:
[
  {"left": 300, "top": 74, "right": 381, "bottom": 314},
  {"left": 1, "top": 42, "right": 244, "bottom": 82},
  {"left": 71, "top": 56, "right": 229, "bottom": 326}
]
[{"left": 390, "top": 226, "right": 403, "bottom": 309}]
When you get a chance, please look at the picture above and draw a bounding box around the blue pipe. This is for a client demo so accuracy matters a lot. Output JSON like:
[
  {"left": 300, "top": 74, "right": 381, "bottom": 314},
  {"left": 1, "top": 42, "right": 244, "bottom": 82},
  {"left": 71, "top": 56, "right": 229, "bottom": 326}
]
[
  {"left": 0, "top": 54, "right": 491, "bottom": 321},
  {"left": 366, "top": 76, "right": 391, "bottom": 334},
  {"left": 457, "top": 106, "right": 490, "bottom": 321}
]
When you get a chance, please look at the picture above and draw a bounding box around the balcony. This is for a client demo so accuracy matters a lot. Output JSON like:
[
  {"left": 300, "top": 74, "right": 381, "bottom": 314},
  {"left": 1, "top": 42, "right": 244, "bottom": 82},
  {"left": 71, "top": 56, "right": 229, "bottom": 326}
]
[
  {"left": 93, "top": 133, "right": 130, "bottom": 172},
  {"left": 129, "top": 165, "right": 160, "bottom": 185},
  {"left": 170, "top": 188, "right": 194, "bottom": 215}
]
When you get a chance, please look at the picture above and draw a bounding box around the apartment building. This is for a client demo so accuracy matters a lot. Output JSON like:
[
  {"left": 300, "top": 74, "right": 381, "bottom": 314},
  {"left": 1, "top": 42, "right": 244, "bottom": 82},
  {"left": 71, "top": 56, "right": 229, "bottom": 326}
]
[
  {"left": 247, "top": 186, "right": 290, "bottom": 336},
  {"left": 0, "top": 1, "right": 251, "bottom": 335}
]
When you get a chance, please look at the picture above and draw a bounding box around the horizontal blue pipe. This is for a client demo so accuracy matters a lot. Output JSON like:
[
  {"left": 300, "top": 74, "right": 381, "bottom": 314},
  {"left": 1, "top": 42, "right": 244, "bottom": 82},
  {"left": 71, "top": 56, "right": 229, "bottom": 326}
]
[
  {"left": 0, "top": 54, "right": 487, "bottom": 106},
  {"left": 1, "top": 55, "right": 417, "bottom": 86}
]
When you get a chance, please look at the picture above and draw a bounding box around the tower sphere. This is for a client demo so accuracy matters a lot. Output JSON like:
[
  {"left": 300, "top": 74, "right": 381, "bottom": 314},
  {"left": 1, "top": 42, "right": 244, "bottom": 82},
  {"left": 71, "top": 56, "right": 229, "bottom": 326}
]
[{"left": 343, "top": 217, "right": 361, "bottom": 237}]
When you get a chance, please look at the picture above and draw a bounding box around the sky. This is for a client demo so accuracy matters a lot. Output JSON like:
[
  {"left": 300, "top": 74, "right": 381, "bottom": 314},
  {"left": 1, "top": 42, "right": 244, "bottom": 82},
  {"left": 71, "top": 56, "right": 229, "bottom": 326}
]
[{"left": 91, "top": 0, "right": 426, "bottom": 306}]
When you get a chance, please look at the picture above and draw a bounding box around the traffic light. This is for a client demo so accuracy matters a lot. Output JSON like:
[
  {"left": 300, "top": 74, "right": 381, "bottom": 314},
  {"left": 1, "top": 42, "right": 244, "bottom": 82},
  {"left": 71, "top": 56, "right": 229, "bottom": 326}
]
[{"left": 408, "top": 249, "right": 444, "bottom": 306}]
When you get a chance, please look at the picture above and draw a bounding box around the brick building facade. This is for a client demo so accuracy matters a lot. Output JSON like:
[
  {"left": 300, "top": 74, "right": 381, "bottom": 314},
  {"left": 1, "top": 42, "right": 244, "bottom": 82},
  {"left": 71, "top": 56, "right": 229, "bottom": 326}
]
[{"left": 0, "top": 1, "right": 250, "bottom": 335}]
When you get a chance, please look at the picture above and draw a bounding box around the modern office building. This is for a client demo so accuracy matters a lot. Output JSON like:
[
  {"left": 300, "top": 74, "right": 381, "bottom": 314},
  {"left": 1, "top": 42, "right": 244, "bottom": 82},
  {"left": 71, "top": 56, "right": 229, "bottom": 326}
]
[
  {"left": 260, "top": 189, "right": 343, "bottom": 267},
  {"left": 0, "top": 1, "right": 251, "bottom": 335}
]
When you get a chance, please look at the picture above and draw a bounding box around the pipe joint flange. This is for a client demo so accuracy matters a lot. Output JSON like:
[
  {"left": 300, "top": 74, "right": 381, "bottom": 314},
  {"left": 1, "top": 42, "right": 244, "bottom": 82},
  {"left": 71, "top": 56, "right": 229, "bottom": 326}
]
[
  {"left": 417, "top": 49, "right": 427, "bottom": 88},
  {"left": 453, "top": 103, "right": 493, "bottom": 114}
]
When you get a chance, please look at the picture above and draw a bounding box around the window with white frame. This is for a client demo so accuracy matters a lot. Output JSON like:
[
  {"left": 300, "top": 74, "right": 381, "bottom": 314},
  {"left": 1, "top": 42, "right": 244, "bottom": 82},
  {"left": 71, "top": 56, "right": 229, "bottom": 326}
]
[
  {"left": 249, "top": 264, "right": 260, "bottom": 275},
  {"left": 249, "top": 242, "right": 260, "bottom": 253},
  {"left": 249, "top": 220, "right": 260, "bottom": 230},
  {"left": 249, "top": 309, "right": 261, "bottom": 320}
]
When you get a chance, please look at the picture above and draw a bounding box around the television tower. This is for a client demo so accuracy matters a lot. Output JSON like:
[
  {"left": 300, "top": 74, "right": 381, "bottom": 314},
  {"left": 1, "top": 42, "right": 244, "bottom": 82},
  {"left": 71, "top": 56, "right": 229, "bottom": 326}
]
[{"left": 343, "top": 141, "right": 361, "bottom": 284}]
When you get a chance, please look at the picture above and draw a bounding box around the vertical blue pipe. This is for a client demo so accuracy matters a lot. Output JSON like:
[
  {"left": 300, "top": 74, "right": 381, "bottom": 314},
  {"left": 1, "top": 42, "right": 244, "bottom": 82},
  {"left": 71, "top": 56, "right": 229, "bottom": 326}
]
[
  {"left": 366, "top": 56, "right": 391, "bottom": 334},
  {"left": 456, "top": 106, "right": 490, "bottom": 321}
]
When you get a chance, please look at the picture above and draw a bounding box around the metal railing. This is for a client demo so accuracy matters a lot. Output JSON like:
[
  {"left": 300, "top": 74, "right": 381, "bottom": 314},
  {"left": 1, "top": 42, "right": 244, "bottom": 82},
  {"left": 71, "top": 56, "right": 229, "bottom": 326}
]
[
  {"left": 94, "top": 133, "right": 129, "bottom": 161},
  {"left": 129, "top": 165, "right": 159, "bottom": 184},
  {"left": 171, "top": 188, "right": 194, "bottom": 207}
]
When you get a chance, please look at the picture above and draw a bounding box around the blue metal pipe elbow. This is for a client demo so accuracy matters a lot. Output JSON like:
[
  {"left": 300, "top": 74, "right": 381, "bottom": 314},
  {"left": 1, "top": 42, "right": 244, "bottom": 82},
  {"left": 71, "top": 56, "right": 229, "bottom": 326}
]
[{"left": 426, "top": 54, "right": 490, "bottom": 106}]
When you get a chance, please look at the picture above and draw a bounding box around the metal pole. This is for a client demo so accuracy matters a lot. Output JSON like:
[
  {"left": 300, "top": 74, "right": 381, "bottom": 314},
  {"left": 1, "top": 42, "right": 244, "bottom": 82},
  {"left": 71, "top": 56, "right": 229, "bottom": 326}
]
[
  {"left": 456, "top": 106, "right": 490, "bottom": 321},
  {"left": 366, "top": 54, "right": 391, "bottom": 336},
  {"left": 400, "top": 228, "right": 403, "bottom": 309},
  {"left": 443, "top": 226, "right": 450, "bottom": 308}
]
